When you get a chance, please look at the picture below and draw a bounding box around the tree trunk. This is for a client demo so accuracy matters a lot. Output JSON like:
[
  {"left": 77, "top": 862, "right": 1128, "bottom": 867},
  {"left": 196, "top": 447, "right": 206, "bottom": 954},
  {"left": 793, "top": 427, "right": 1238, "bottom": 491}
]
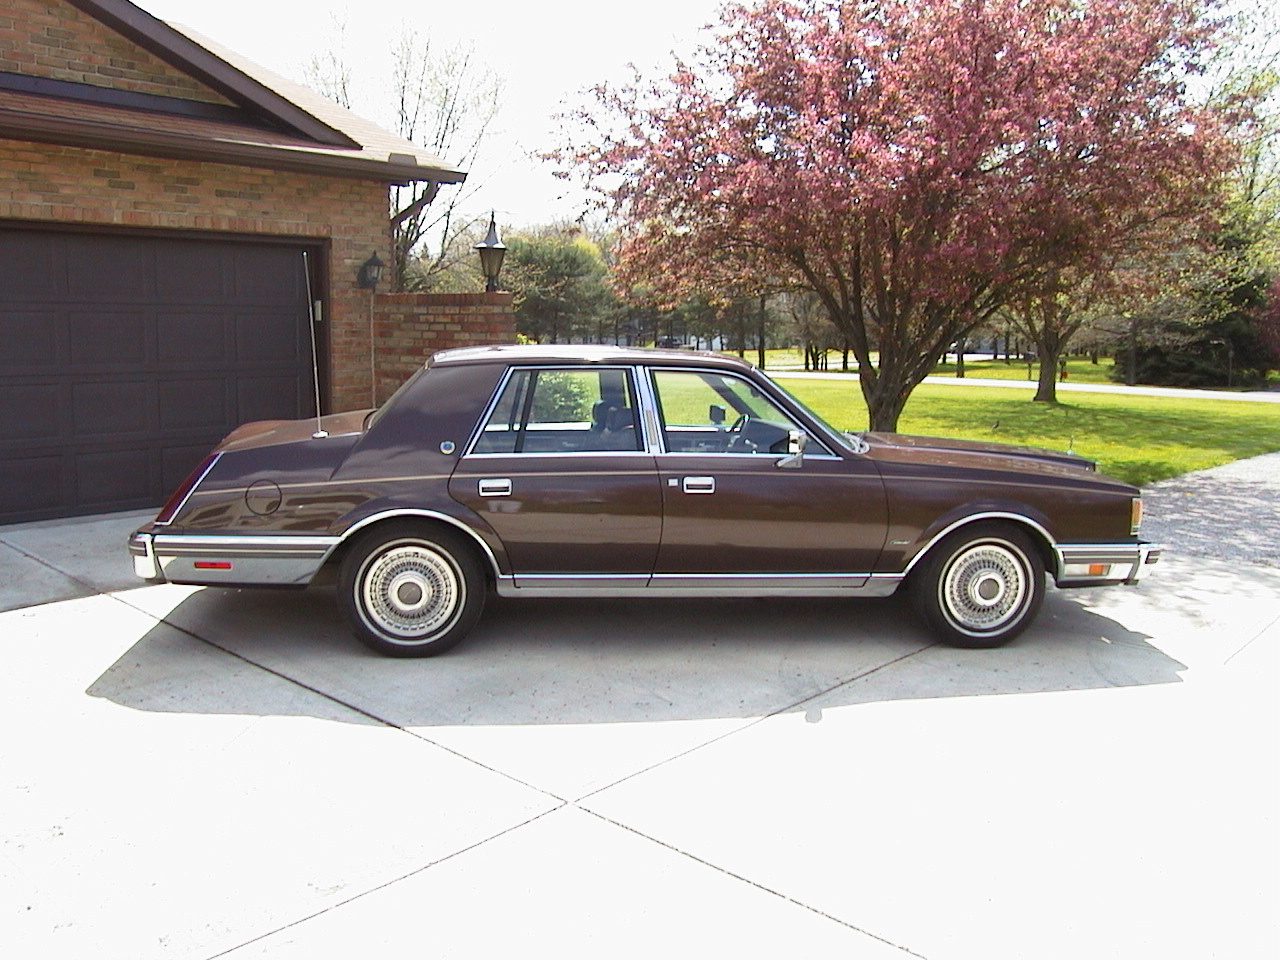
[
  {"left": 1126, "top": 318, "right": 1138, "bottom": 385},
  {"left": 1034, "top": 334, "right": 1062, "bottom": 402},
  {"left": 956, "top": 338, "right": 966, "bottom": 378},
  {"left": 756, "top": 295, "right": 767, "bottom": 369},
  {"left": 863, "top": 380, "right": 910, "bottom": 432}
]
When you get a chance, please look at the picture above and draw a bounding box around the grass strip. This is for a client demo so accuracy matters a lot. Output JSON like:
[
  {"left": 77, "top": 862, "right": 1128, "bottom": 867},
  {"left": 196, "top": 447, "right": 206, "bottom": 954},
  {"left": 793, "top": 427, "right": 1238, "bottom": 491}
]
[{"left": 777, "top": 377, "right": 1280, "bottom": 486}]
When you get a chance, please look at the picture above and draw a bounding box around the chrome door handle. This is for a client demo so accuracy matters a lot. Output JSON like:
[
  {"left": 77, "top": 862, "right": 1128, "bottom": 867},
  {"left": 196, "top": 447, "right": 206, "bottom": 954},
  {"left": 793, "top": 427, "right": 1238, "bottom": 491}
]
[
  {"left": 478, "top": 478, "right": 512, "bottom": 497},
  {"left": 682, "top": 476, "right": 715, "bottom": 494}
]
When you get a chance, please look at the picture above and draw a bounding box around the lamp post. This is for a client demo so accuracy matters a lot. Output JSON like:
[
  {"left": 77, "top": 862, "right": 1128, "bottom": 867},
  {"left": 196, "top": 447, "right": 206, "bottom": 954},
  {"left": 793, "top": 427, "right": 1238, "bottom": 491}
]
[{"left": 475, "top": 212, "right": 506, "bottom": 293}]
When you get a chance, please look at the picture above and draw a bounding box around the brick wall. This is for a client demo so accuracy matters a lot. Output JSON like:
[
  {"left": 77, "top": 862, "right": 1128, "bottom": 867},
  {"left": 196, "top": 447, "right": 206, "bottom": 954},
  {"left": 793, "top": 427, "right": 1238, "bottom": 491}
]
[
  {"left": 0, "top": 0, "right": 231, "bottom": 104},
  {"left": 372, "top": 293, "right": 516, "bottom": 403},
  {"left": 0, "top": 139, "right": 391, "bottom": 410}
]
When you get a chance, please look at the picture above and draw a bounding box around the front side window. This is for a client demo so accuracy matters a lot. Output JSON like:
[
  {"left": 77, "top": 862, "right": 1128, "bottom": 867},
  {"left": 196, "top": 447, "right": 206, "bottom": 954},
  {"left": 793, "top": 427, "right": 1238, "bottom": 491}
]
[
  {"left": 650, "top": 369, "right": 803, "bottom": 455},
  {"left": 472, "top": 367, "right": 642, "bottom": 454}
]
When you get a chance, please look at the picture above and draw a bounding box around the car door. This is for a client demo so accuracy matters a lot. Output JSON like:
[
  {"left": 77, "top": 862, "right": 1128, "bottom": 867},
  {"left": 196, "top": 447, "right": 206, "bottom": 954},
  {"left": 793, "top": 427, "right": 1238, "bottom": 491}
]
[
  {"left": 448, "top": 365, "right": 662, "bottom": 588},
  {"left": 646, "top": 367, "right": 887, "bottom": 585}
]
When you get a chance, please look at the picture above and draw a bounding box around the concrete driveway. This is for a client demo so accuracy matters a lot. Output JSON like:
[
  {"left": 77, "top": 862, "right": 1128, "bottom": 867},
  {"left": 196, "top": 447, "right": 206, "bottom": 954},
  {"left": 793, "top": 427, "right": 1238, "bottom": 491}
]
[{"left": 2, "top": 494, "right": 1277, "bottom": 959}]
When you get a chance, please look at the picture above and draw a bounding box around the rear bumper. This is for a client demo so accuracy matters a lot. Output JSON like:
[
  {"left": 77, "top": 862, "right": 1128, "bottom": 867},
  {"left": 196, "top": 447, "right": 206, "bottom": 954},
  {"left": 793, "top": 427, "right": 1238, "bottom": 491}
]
[
  {"left": 129, "top": 531, "right": 338, "bottom": 586},
  {"left": 1054, "top": 541, "right": 1162, "bottom": 587}
]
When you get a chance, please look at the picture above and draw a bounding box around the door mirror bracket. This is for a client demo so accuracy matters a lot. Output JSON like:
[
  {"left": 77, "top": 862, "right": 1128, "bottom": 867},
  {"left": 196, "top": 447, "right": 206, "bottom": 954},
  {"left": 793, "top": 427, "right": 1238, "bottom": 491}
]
[{"left": 777, "top": 430, "right": 807, "bottom": 469}]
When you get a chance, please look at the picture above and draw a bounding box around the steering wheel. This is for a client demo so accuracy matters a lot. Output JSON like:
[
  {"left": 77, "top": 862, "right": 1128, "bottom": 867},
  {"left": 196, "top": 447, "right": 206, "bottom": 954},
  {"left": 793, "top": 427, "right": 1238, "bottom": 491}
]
[{"left": 726, "top": 414, "right": 757, "bottom": 453}]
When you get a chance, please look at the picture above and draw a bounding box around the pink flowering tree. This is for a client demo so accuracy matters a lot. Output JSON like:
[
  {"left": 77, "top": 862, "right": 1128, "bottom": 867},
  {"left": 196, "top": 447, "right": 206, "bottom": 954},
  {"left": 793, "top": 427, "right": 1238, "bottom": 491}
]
[{"left": 563, "top": 0, "right": 1237, "bottom": 430}]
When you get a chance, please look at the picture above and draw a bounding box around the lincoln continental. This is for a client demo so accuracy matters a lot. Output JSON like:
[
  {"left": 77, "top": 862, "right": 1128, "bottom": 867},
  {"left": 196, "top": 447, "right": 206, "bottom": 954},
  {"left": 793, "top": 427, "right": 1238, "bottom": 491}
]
[{"left": 130, "top": 345, "right": 1159, "bottom": 656}]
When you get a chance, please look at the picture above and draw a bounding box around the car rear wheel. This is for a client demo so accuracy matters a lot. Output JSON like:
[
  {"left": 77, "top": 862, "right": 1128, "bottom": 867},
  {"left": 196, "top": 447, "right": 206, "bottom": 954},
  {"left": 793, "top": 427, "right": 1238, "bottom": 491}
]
[
  {"left": 338, "top": 524, "right": 485, "bottom": 657},
  {"left": 912, "top": 522, "right": 1045, "bottom": 648}
]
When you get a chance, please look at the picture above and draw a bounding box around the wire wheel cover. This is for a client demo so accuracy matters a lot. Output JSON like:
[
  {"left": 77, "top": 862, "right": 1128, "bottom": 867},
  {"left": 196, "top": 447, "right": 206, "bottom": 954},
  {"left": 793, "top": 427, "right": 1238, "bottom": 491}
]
[
  {"left": 940, "top": 542, "right": 1028, "bottom": 634},
  {"left": 359, "top": 544, "right": 461, "bottom": 640}
]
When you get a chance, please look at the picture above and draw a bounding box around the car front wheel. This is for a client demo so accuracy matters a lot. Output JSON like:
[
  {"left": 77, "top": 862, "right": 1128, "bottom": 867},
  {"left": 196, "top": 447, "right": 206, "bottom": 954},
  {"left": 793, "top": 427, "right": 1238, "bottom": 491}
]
[
  {"left": 338, "top": 524, "right": 485, "bottom": 657},
  {"left": 912, "top": 522, "right": 1045, "bottom": 648}
]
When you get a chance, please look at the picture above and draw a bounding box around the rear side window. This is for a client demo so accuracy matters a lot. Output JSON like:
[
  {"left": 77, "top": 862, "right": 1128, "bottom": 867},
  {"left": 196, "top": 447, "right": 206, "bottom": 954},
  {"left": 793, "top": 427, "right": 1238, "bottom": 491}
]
[{"left": 471, "top": 367, "right": 642, "bottom": 454}]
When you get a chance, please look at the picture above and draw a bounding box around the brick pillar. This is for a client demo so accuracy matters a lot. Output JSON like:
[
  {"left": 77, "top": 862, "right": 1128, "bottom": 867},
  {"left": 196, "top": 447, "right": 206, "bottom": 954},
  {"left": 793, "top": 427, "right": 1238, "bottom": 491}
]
[{"left": 370, "top": 292, "right": 516, "bottom": 403}]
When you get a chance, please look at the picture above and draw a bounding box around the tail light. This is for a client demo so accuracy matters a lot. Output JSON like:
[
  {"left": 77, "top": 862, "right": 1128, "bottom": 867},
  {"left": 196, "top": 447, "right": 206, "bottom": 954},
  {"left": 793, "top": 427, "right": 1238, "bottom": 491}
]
[
  {"left": 155, "top": 452, "right": 221, "bottom": 526},
  {"left": 1130, "top": 497, "right": 1143, "bottom": 536}
]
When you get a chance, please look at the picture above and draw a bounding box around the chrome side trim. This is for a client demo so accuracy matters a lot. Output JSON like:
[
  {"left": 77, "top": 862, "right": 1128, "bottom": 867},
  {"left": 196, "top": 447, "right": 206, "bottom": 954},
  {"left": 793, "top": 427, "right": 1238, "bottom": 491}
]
[
  {"left": 512, "top": 573, "right": 650, "bottom": 592},
  {"left": 154, "top": 452, "right": 222, "bottom": 526},
  {"left": 158, "top": 555, "right": 323, "bottom": 586},
  {"left": 495, "top": 571, "right": 900, "bottom": 599},
  {"left": 153, "top": 534, "right": 338, "bottom": 555},
  {"left": 149, "top": 533, "right": 338, "bottom": 586},
  {"left": 331, "top": 510, "right": 505, "bottom": 580}
]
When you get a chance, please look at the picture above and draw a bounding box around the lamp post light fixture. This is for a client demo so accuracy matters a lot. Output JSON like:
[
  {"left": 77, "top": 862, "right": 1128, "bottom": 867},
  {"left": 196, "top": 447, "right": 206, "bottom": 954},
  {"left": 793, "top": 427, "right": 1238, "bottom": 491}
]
[
  {"left": 357, "top": 251, "right": 385, "bottom": 290},
  {"left": 475, "top": 212, "right": 506, "bottom": 293}
]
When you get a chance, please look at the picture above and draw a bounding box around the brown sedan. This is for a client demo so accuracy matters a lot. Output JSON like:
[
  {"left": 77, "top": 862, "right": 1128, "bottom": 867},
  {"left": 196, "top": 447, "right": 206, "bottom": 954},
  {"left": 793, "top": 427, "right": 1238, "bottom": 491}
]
[{"left": 130, "top": 345, "right": 1159, "bottom": 656}]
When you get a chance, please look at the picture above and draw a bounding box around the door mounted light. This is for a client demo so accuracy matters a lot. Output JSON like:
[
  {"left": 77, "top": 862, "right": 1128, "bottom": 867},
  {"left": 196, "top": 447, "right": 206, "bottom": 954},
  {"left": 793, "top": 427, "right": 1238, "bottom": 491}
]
[{"left": 357, "top": 251, "right": 385, "bottom": 290}]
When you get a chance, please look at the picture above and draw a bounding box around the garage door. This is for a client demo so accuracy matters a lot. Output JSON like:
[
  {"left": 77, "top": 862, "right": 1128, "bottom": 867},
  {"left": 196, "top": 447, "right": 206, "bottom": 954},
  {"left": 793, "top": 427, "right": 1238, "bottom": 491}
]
[{"left": 0, "top": 229, "right": 318, "bottom": 524}]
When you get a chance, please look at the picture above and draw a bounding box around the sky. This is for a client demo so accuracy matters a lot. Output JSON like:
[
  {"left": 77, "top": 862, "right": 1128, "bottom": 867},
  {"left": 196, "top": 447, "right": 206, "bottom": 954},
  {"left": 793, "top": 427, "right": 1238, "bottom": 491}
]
[{"left": 138, "top": 0, "right": 728, "bottom": 230}]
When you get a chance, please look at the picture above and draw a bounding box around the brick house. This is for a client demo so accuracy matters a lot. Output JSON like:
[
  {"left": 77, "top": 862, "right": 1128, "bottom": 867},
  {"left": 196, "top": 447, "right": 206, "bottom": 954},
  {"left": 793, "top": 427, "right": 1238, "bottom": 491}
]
[{"left": 0, "top": 0, "right": 514, "bottom": 523}]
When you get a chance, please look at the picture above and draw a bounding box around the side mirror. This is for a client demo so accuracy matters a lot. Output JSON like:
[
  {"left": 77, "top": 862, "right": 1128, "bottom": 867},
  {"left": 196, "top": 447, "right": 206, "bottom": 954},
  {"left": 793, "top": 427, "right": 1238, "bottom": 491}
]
[
  {"left": 709, "top": 404, "right": 726, "bottom": 426},
  {"left": 777, "top": 429, "right": 808, "bottom": 469}
]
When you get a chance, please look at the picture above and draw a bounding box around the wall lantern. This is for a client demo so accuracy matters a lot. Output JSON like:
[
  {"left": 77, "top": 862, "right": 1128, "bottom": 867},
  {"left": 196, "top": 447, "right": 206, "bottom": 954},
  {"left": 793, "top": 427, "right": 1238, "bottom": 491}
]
[
  {"left": 357, "top": 251, "right": 385, "bottom": 290},
  {"left": 474, "top": 213, "right": 506, "bottom": 293}
]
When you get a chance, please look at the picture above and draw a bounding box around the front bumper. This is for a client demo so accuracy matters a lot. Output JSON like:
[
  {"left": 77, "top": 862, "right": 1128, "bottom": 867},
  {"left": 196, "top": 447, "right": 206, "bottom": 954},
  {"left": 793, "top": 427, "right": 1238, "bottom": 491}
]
[
  {"left": 1054, "top": 541, "right": 1162, "bottom": 587},
  {"left": 129, "top": 530, "right": 338, "bottom": 586}
]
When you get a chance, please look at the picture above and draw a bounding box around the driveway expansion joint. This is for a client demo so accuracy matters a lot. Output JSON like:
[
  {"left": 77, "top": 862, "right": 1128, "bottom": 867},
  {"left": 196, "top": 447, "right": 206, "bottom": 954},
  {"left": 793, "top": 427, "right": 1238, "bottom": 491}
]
[
  {"left": 201, "top": 803, "right": 569, "bottom": 960},
  {"left": 578, "top": 807, "right": 928, "bottom": 958},
  {"left": 104, "top": 588, "right": 570, "bottom": 805},
  {"left": 573, "top": 640, "right": 940, "bottom": 806}
]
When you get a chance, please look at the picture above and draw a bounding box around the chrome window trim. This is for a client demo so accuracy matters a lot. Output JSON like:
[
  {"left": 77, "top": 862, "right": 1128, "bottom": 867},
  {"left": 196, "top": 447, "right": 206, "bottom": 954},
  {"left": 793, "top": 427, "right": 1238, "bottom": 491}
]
[
  {"left": 461, "top": 451, "right": 660, "bottom": 461},
  {"left": 154, "top": 452, "right": 222, "bottom": 526},
  {"left": 461, "top": 364, "right": 647, "bottom": 459},
  {"left": 652, "top": 451, "right": 845, "bottom": 462},
  {"left": 644, "top": 366, "right": 840, "bottom": 458}
]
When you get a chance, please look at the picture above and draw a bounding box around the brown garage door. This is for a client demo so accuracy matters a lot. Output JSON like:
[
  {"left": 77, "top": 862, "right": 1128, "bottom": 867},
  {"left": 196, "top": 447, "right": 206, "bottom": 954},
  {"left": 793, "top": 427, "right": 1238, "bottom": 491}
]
[{"left": 0, "top": 228, "right": 318, "bottom": 524}]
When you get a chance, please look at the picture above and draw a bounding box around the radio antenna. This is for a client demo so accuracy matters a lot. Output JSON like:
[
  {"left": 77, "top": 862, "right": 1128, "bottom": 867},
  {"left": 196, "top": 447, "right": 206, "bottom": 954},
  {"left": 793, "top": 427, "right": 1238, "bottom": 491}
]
[{"left": 303, "top": 251, "right": 327, "bottom": 439}]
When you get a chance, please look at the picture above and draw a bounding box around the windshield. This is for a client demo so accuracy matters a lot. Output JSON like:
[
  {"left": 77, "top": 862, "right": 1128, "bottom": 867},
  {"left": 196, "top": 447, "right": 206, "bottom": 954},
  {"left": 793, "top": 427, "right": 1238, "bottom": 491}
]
[{"left": 764, "top": 374, "right": 861, "bottom": 452}]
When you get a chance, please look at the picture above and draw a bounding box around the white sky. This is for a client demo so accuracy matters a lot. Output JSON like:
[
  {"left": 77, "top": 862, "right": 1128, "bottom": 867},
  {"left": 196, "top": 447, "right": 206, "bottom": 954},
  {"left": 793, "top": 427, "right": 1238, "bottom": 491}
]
[{"left": 137, "top": 0, "right": 728, "bottom": 230}]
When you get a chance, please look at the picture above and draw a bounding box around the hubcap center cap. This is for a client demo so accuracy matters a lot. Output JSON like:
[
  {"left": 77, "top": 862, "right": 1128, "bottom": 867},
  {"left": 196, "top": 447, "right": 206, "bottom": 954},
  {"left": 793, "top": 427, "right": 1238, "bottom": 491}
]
[
  {"left": 388, "top": 571, "right": 432, "bottom": 614},
  {"left": 396, "top": 581, "right": 424, "bottom": 606},
  {"left": 974, "top": 574, "right": 1004, "bottom": 605}
]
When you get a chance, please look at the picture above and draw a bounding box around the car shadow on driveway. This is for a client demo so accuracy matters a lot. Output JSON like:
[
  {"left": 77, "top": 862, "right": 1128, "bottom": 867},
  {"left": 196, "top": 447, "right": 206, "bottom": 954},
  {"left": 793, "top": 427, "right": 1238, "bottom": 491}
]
[{"left": 87, "top": 583, "right": 1186, "bottom": 728}]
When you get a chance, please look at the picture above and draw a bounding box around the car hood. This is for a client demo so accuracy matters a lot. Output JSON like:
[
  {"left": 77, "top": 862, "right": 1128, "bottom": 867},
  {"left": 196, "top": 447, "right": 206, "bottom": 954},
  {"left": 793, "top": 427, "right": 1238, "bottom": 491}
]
[
  {"left": 215, "top": 409, "right": 374, "bottom": 453},
  {"left": 862, "top": 432, "right": 1117, "bottom": 481}
]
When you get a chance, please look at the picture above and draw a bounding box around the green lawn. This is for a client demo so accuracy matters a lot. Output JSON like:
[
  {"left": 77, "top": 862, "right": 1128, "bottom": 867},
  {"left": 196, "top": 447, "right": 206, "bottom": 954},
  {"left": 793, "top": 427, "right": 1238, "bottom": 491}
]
[
  {"left": 775, "top": 376, "right": 1280, "bottom": 487},
  {"left": 929, "top": 356, "right": 1117, "bottom": 384},
  {"left": 728, "top": 349, "right": 1118, "bottom": 384}
]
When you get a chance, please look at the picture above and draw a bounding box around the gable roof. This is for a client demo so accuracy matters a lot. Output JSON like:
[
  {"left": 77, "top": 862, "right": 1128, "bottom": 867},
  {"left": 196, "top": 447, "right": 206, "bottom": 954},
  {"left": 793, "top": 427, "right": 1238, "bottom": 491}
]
[{"left": 0, "top": 0, "right": 466, "bottom": 185}]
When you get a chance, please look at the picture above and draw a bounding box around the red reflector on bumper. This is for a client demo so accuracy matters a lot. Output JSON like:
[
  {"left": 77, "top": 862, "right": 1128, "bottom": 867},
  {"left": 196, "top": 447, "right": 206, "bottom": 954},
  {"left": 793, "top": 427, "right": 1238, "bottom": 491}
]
[{"left": 194, "top": 561, "right": 233, "bottom": 570}]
